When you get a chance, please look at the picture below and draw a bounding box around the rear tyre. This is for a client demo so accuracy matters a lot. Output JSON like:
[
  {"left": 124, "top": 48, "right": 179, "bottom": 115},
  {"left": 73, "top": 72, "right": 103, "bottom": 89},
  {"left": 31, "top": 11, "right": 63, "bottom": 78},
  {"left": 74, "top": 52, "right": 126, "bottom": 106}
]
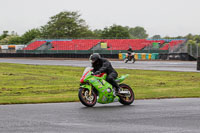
[
  {"left": 118, "top": 84, "right": 134, "bottom": 105},
  {"left": 132, "top": 58, "right": 135, "bottom": 63},
  {"left": 78, "top": 88, "right": 97, "bottom": 107}
]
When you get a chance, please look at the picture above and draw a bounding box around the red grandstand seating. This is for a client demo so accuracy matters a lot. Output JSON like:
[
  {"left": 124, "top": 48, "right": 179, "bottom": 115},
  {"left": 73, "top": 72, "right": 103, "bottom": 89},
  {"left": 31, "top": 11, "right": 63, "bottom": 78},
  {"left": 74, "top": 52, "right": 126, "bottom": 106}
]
[
  {"left": 51, "top": 40, "right": 100, "bottom": 50},
  {"left": 23, "top": 41, "right": 46, "bottom": 50},
  {"left": 24, "top": 39, "right": 185, "bottom": 51},
  {"left": 50, "top": 39, "right": 168, "bottom": 51},
  {"left": 160, "top": 44, "right": 169, "bottom": 50},
  {"left": 73, "top": 39, "right": 100, "bottom": 50},
  {"left": 51, "top": 41, "right": 75, "bottom": 50},
  {"left": 105, "top": 39, "right": 151, "bottom": 50},
  {"left": 160, "top": 40, "right": 184, "bottom": 50}
]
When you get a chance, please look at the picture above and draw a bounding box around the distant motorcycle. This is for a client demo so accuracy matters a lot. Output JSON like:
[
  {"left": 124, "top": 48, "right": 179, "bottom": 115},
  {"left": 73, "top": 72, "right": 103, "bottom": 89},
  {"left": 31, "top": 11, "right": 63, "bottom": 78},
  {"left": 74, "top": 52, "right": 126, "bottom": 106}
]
[
  {"left": 78, "top": 67, "right": 134, "bottom": 107},
  {"left": 124, "top": 53, "right": 135, "bottom": 63}
]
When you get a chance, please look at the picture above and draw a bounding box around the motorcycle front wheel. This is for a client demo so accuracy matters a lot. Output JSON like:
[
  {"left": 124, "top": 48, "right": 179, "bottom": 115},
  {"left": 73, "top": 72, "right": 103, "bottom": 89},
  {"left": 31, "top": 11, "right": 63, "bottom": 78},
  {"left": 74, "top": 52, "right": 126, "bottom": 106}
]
[
  {"left": 78, "top": 88, "right": 97, "bottom": 107},
  {"left": 118, "top": 84, "right": 134, "bottom": 105},
  {"left": 124, "top": 59, "right": 128, "bottom": 63}
]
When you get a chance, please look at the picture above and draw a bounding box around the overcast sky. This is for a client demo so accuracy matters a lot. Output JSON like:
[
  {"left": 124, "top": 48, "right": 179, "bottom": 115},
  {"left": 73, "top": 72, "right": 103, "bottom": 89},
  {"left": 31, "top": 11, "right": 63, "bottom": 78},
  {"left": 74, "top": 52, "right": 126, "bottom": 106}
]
[{"left": 0, "top": 0, "right": 200, "bottom": 37}]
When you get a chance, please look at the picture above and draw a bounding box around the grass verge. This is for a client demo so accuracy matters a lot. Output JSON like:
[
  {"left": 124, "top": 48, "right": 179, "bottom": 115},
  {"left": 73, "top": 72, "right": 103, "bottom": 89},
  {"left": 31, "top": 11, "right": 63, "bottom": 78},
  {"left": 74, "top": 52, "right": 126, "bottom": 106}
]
[{"left": 0, "top": 63, "right": 200, "bottom": 104}]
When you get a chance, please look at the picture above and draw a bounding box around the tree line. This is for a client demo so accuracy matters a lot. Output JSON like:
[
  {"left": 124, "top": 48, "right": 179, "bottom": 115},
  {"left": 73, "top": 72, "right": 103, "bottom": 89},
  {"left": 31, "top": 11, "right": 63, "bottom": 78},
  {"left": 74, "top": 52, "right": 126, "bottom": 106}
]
[{"left": 0, "top": 11, "right": 199, "bottom": 45}]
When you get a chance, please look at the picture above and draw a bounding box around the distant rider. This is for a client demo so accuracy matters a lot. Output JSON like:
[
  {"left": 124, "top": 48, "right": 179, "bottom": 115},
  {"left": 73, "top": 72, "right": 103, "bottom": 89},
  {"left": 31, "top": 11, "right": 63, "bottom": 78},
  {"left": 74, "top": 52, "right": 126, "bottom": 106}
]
[
  {"left": 89, "top": 53, "right": 120, "bottom": 95},
  {"left": 127, "top": 46, "right": 133, "bottom": 55}
]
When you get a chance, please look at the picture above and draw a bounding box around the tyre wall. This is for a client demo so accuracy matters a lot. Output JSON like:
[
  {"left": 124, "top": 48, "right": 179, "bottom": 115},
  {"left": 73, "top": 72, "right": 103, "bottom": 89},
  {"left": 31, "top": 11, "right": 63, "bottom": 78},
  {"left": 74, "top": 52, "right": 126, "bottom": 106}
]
[{"left": 120, "top": 53, "right": 159, "bottom": 60}]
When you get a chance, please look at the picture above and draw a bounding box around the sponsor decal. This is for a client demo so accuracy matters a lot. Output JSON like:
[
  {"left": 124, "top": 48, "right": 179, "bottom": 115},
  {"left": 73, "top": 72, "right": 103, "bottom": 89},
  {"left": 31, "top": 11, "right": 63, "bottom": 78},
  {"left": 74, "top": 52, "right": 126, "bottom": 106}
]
[{"left": 90, "top": 77, "right": 96, "bottom": 83}]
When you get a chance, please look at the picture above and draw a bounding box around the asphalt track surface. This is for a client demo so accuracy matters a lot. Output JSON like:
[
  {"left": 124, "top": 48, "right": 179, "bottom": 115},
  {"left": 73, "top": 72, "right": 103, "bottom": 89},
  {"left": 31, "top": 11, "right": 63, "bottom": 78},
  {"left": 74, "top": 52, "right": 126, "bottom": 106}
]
[
  {"left": 0, "top": 58, "right": 200, "bottom": 132},
  {"left": 0, "top": 98, "right": 200, "bottom": 133},
  {"left": 0, "top": 58, "right": 198, "bottom": 72}
]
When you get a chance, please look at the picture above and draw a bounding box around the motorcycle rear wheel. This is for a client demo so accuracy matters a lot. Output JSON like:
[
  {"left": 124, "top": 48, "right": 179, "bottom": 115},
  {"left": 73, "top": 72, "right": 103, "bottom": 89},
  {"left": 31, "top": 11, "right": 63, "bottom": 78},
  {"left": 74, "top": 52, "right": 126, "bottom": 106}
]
[
  {"left": 124, "top": 59, "right": 128, "bottom": 63},
  {"left": 78, "top": 88, "right": 97, "bottom": 107},
  {"left": 132, "top": 58, "right": 135, "bottom": 63},
  {"left": 118, "top": 84, "right": 134, "bottom": 105}
]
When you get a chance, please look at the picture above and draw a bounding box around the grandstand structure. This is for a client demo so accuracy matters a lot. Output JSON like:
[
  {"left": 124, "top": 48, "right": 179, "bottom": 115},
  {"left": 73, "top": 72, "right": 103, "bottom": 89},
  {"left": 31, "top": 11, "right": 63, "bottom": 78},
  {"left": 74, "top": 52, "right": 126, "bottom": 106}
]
[
  {"left": 0, "top": 39, "right": 200, "bottom": 60},
  {"left": 20, "top": 39, "right": 186, "bottom": 54},
  {"left": 2, "top": 39, "right": 194, "bottom": 60}
]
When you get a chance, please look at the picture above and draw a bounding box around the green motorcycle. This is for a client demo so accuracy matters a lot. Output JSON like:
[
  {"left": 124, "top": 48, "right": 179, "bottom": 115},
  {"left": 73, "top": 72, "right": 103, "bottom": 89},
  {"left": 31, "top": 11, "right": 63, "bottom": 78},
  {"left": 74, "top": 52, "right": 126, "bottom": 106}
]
[{"left": 78, "top": 67, "right": 134, "bottom": 107}]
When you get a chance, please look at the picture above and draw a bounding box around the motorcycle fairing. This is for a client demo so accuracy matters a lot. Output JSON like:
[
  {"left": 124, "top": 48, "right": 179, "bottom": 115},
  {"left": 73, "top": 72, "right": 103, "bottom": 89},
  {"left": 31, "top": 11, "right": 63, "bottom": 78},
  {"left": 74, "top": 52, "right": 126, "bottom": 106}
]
[
  {"left": 87, "top": 76, "right": 115, "bottom": 104},
  {"left": 115, "top": 74, "right": 129, "bottom": 83}
]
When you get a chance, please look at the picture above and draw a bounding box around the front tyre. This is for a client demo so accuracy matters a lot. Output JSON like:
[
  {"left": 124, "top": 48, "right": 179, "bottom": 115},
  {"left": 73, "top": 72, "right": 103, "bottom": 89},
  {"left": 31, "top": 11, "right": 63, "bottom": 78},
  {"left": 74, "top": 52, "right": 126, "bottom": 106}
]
[
  {"left": 78, "top": 88, "right": 97, "bottom": 107},
  {"left": 124, "top": 59, "right": 128, "bottom": 63},
  {"left": 118, "top": 84, "right": 134, "bottom": 105}
]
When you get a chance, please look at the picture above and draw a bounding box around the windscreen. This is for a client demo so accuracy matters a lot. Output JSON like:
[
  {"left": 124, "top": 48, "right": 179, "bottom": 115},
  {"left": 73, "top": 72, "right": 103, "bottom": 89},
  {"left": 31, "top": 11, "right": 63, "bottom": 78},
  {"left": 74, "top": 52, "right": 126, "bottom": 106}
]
[{"left": 82, "top": 67, "right": 93, "bottom": 76}]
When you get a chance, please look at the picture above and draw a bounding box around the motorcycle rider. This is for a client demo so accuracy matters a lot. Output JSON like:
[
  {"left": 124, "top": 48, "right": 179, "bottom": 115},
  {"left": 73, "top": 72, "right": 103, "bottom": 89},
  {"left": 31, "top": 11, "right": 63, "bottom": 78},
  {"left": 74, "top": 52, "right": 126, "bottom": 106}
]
[
  {"left": 127, "top": 46, "right": 135, "bottom": 61},
  {"left": 127, "top": 46, "right": 133, "bottom": 55},
  {"left": 89, "top": 53, "right": 120, "bottom": 95}
]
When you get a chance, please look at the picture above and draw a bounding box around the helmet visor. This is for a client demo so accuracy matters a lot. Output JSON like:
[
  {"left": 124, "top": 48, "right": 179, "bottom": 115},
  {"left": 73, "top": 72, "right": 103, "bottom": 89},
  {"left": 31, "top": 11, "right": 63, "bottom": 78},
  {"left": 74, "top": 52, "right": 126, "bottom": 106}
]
[
  {"left": 89, "top": 53, "right": 100, "bottom": 64},
  {"left": 90, "top": 57, "right": 97, "bottom": 64}
]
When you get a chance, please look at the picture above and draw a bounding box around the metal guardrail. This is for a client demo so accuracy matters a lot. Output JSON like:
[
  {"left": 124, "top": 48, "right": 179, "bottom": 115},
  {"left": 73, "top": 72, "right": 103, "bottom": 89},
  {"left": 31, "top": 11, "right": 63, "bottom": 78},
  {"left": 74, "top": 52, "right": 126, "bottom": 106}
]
[{"left": 187, "top": 44, "right": 200, "bottom": 59}]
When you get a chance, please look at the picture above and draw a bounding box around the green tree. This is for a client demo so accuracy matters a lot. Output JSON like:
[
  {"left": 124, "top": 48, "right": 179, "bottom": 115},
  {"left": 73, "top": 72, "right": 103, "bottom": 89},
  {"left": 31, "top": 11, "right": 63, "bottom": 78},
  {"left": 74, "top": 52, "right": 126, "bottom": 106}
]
[
  {"left": 21, "top": 29, "right": 41, "bottom": 44},
  {"left": 163, "top": 36, "right": 173, "bottom": 39},
  {"left": 0, "top": 31, "right": 9, "bottom": 40},
  {"left": 8, "top": 36, "right": 23, "bottom": 44},
  {"left": 93, "top": 29, "right": 102, "bottom": 38},
  {"left": 0, "top": 31, "right": 22, "bottom": 45},
  {"left": 185, "top": 33, "right": 193, "bottom": 40},
  {"left": 101, "top": 24, "right": 130, "bottom": 39},
  {"left": 151, "top": 35, "right": 161, "bottom": 39},
  {"left": 40, "top": 11, "right": 93, "bottom": 38},
  {"left": 0, "top": 35, "right": 13, "bottom": 45},
  {"left": 193, "top": 35, "right": 200, "bottom": 43},
  {"left": 129, "top": 26, "right": 148, "bottom": 39},
  {"left": 176, "top": 36, "right": 184, "bottom": 39},
  {"left": 187, "top": 40, "right": 196, "bottom": 45},
  {"left": 2, "top": 31, "right": 9, "bottom": 38}
]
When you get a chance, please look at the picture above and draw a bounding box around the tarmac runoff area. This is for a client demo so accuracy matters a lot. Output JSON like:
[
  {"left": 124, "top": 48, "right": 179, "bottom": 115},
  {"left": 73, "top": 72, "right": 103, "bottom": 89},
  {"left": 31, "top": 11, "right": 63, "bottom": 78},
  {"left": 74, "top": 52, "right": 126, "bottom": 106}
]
[
  {"left": 0, "top": 98, "right": 200, "bottom": 133},
  {"left": 0, "top": 58, "right": 199, "bottom": 72}
]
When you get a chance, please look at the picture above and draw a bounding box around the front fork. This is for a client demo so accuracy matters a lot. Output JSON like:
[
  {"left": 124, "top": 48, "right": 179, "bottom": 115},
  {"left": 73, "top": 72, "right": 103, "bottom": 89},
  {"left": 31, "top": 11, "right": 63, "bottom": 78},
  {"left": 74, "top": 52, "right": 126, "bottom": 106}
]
[
  {"left": 80, "top": 84, "right": 92, "bottom": 96},
  {"left": 89, "top": 87, "right": 92, "bottom": 96}
]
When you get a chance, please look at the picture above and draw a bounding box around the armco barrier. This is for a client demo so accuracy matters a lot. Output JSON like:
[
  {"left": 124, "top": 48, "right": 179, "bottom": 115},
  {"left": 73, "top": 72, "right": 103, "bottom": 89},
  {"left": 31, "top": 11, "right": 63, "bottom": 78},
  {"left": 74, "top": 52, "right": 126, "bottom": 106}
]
[
  {"left": 17, "top": 50, "right": 126, "bottom": 55},
  {"left": 0, "top": 53, "right": 118, "bottom": 58}
]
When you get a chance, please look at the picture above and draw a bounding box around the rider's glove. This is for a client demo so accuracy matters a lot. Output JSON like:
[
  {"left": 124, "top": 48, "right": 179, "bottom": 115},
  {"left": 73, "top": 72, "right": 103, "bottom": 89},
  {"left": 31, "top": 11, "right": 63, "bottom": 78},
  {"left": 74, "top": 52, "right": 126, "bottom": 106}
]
[{"left": 94, "top": 71, "right": 101, "bottom": 75}]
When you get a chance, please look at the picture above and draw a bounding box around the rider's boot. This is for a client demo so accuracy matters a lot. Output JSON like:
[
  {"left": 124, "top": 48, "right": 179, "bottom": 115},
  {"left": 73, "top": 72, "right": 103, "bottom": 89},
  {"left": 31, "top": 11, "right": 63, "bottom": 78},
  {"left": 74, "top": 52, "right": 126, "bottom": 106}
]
[{"left": 113, "top": 87, "right": 120, "bottom": 96}]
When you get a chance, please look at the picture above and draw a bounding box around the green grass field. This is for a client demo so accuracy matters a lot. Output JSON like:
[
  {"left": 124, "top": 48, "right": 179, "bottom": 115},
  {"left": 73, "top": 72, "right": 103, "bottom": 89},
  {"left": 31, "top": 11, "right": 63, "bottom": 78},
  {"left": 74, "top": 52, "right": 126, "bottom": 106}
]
[{"left": 0, "top": 63, "right": 200, "bottom": 104}]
